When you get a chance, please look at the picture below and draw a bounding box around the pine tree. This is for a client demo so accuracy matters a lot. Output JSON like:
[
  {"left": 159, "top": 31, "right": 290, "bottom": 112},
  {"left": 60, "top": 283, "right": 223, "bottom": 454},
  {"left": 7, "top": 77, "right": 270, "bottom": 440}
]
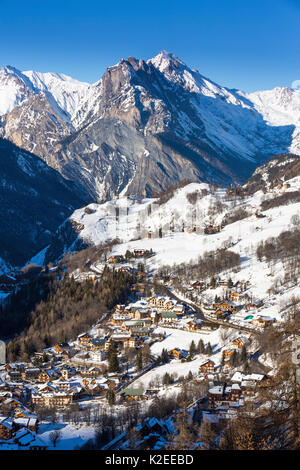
[
  {"left": 230, "top": 350, "right": 238, "bottom": 367},
  {"left": 161, "top": 348, "right": 169, "bottom": 364},
  {"left": 136, "top": 350, "right": 143, "bottom": 372},
  {"left": 187, "top": 370, "right": 193, "bottom": 381},
  {"left": 189, "top": 340, "right": 196, "bottom": 359},
  {"left": 107, "top": 388, "right": 116, "bottom": 405},
  {"left": 241, "top": 345, "right": 247, "bottom": 363},
  {"left": 205, "top": 342, "right": 213, "bottom": 355},
  {"left": 107, "top": 342, "right": 119, "bottom": 372},
  {"left": 163, "top": 372, "right": 172, "bottom": 386},
  {"left": 197, "top": 339, "right": 205, "bottom": 354}
]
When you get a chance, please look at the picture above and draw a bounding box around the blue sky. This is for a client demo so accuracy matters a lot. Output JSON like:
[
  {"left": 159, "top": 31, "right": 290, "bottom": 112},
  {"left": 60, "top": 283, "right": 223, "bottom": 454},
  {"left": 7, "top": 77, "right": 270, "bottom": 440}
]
[{"left": 0, "top": 0, "right": 299, "bottom": 92}]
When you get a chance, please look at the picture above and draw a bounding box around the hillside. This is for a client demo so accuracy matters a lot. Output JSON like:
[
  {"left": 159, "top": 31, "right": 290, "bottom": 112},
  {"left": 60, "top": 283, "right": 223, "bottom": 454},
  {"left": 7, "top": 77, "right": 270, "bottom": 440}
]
[
  {"left": 28, "top": 156, "right": 300, "bottom": 333},
  {"left": 0, "top": 138, "right": 89, "bottom": 269}
]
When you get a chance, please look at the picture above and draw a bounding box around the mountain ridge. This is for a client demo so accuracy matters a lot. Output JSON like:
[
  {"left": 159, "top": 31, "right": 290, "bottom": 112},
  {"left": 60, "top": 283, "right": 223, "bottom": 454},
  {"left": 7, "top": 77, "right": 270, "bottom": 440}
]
[{"left": 0, "top": 51, "right": 299, "bottom": 200}]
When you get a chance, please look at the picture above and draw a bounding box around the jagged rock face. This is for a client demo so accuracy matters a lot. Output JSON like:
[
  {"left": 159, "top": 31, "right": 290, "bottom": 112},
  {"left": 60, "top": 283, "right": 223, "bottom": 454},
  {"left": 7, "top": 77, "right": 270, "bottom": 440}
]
[
  {"left": 0, "top": 52, "right": 299, "bottom": 200},
  {"left": 0, "top": 139, "right": 89, "bottom": 267},
  {"left": 0, "top": 93, "right": 72, "bottom": 168}
]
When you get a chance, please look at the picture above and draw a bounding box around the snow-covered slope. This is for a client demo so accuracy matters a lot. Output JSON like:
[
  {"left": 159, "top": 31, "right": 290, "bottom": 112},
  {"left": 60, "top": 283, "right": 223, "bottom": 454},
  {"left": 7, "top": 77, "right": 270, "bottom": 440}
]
[
  {"left": 0, "top": 65, "right": 90, "bottom": 123},
  {"left": 38, "top": 154, "right": 300, "bottom": 326},
  {"left": 22, "top": 70, "right": 91, "bottom": 122}
]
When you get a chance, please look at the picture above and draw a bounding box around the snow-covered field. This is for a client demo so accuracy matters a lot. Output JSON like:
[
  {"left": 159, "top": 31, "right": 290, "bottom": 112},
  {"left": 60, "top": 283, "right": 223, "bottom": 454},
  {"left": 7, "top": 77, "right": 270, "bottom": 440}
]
[{"left": 37, "top": 422, "right": 96, "bottom": 450}]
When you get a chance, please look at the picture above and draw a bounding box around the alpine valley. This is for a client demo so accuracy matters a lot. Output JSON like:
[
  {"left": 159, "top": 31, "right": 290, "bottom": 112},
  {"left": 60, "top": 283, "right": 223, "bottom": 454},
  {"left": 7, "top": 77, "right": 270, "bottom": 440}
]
[{"left": 1, "top": 52, "right": 300, "bottom": 452}]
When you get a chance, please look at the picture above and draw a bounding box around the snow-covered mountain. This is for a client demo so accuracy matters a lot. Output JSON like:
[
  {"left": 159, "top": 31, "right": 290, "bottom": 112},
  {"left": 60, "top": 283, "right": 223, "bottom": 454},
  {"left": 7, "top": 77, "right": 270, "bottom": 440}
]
[
  {"left": 0, "top": 52, "right": 300, "bottom": 200},
  {"left": 0, "top": 66, "right": 90, "bottom": 122}
]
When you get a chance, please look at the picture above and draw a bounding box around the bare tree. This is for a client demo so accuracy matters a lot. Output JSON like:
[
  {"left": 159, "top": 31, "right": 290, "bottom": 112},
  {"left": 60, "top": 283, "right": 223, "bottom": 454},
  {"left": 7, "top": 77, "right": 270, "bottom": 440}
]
[{"left": 49, "top": 429, "right": 62, "bottom": 448}]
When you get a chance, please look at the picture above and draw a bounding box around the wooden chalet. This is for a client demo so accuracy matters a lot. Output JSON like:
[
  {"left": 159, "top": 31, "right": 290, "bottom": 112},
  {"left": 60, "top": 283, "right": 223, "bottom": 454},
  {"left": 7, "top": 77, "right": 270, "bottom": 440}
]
[
  {"left": 199, "top": 360, "right": 215, "bottom": 374},
  {"left": 54, "top": 342, "right": 70, "bottom": 353},
  {"left": 208, "top": 383, "right": 242, "bottom": 409},
  {"left": 229, "top": 292, "right": 240, "bottom": 302},
  {"left": 78, "top": 333, "right": 92, "bottom": 345},
  {"left": 232, "top": 337, "right": 249, "bottom": 349},
  {"left": 120, "top": 388, "right": 149, "bottom": 402}
]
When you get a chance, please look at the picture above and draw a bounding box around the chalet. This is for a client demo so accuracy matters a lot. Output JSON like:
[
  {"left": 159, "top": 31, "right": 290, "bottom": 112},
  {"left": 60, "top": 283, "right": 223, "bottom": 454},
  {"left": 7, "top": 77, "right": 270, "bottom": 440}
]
[
  {"left": 137, "top": 272, "right": 148, "bottom": 281},
  {"left": 120, "top": 388, "right": 149, "bottom": 402},
  {"left": 229, "top": 292, "right": 240, "bottom": 302},
  {"left": 187, "top": 320, "right": 202, "bottom": 332},
  {"left": 283, "top": 183, "right": 291, "bottom": 189},
  {"left": 8, "top": 370, "right": 23, "bottom": 383},
  {"left": 232, "top": 337, "right": 249, "bottom": 349},
  {"left": 130, "top": 327, "right": 152, "bottom": 337},
  {"left": 172, "top": 348, "right": 188, "bottom": 360},
  {"left": 172, "top": 304, "right": 185, "bottom": 315},
  {"left": 134, "top": 249, "right": 146, "bottom": 257},
  {"left": 214, "top": 309, "right": 229, "bottom": 320},
  {"left": 83, "top": 382, "right": 106, "bottom": 397},
  {"left": 124, "top": 337, "right": 136, "bottom": 349},
  {"left": 122, "top": 319, "right": 152, "bottom": 331},
  {"left": 80, "top": 367, "right": 101, "bottom": 378},
  {"left": 251, "top": 316, "right": 273, "bottom": 328},
  {"left": 190, "top": 281, "right": 204, "bottom": 289},
  {"left": 213, "top": 301, "right": 237, "bottom": 313},
  {"left": 115, "top": 304, "right": 126, "bottom": 313},
  {"left": 134, "top": 309, "right": 149, "bottom": 320},
  {"left": 23, "top": 368, "right": 41, "bottom": 382},
  {"left": 199, "top": 360, "right": 215, "bottom": 374},
  {"left": 13, "top": 406, "right": 34, "bottom": 419},
  {"left": 31, "top": 391, "right": 73, "bottom": 408},
  {"left": 104, "top": 341, "right": 112, "bottom": 352},
  {"left": 78, "top": 333, "right": 92, "bottom": 345},
  {"left": 119, "top": 266, "right": 132, "bottom": 274},
  {"left": 60, "top": 368, "right": 71, "bottom": 381},
  {"left": 164, "top": 300, "right": 177, "bottom": 311},
  {"left": 90, "top": 337, "right": 108, "bottom": 351},
  {"left": 161, "top": 311, "right": 177, "bottom": 323},
  {"left": 54, "top": 342, "right": 70, "bottom": 353},
  {"left": 37, "top": 369, "right": 57, "bottom": 383},
  {"left": 208, "top": 383, "right": 242, "bottom": 409},
  {"left": 146, "top": 232, "right": 152, "bottom": 239},
  {"left": 204, "top": 224, "right": 222, "bottom": 234},
  {"left": 245, "top": 302, "right": 259, "bottom": 311},
  {"left": 89, "top": 349, "right": 106, "bottom": 362},
  {"left": 231, "top": 372, "right": 267, "bottom": 396},
  {"left": 108, "top": 255, "right": 125, "bottom": 264},
  {"left": 112, "top": 313, "right": 128, "bottom": 325},
  {"left": 201, "top": 320, "right": 219, "bottom": 331},
  {"left": 223, "top": 349, "right": 235, "bottom": 361}
]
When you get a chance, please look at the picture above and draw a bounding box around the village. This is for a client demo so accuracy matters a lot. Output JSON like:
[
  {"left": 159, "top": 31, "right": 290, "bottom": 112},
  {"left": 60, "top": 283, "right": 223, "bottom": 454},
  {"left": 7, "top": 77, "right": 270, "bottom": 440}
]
[
  {"left": 0, "top": 244, "right": 277, "bottom": 450},
  {"left": 1, "top": 172, "right": 300, "bottom": 449}
]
